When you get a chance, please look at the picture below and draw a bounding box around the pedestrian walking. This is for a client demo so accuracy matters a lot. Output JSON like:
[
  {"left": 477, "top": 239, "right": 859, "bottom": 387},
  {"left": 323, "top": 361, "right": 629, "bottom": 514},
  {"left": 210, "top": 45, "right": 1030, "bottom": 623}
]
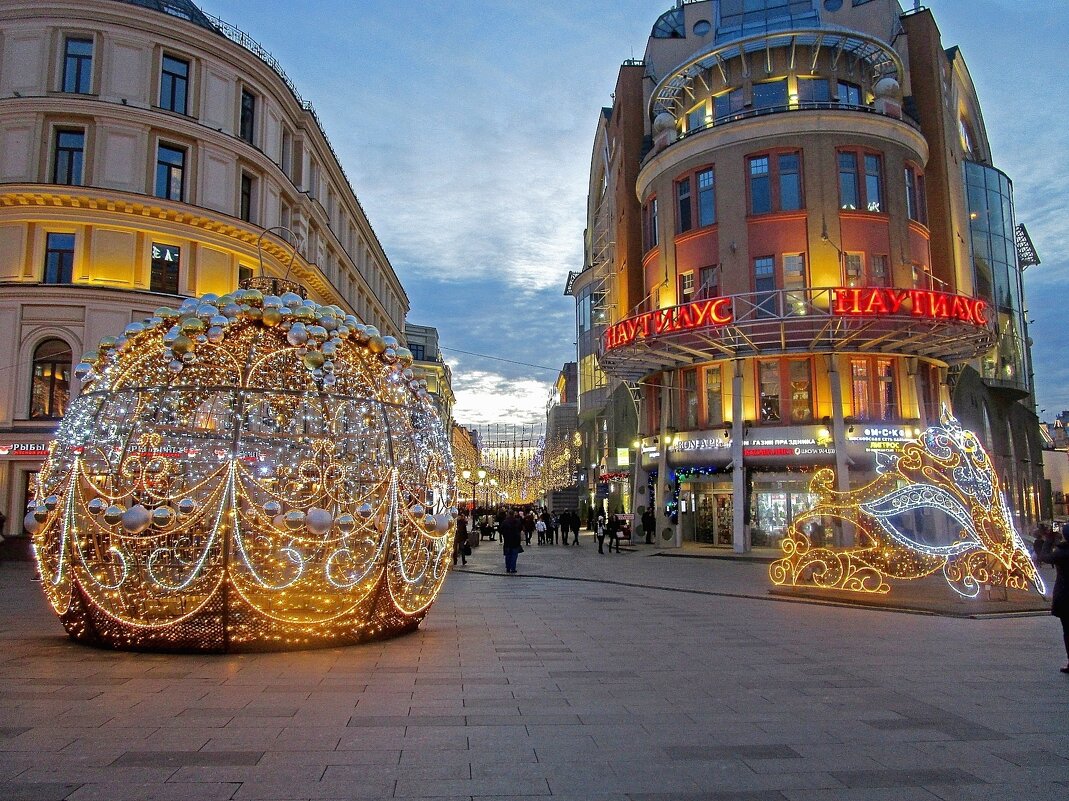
[
  {"left": 500, "top": 511, "right": 523, "bottom": 574},
  {"left": 453, "top": 513, "right": 470, "bottom": 566},
  {"left": 641, "top": 507, "right": 656, "bottom": 544},
  {"left": 596, "top": 515, "right": 606, "bottom": 554},
  {"left": 570, "top": 510, "right": 580, "bottom": 545},
  {"left": 535, "top": 517, "right": 546, "bottom": 545},
  {"left": 606, "top": 514, "right": 621, "bottom": 553},
  {"left": 1039, "top": 530, "right": 1069, "bottom": 674},
  {"left": 523, "top": 512, "right": 535, "bottom": 546}
]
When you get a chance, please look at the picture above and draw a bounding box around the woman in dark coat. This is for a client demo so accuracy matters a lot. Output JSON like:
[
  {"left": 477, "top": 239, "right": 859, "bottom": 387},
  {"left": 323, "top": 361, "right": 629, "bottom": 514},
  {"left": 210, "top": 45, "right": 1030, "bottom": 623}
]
[{"left": 1040, "top": 535, "right": 1069, "bottom": 673}]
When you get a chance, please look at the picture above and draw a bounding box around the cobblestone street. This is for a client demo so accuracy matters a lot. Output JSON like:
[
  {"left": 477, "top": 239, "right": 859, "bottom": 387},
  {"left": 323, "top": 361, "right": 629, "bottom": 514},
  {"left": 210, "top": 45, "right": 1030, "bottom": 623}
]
[{"left": 1, "top": 539, "right": 1067, "bottom": 800}]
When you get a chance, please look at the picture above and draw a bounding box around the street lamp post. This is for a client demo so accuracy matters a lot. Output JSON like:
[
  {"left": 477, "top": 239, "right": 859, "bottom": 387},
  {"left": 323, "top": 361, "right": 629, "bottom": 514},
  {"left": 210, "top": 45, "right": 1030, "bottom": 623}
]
[
  {"left": 488, "top": 478, "right": 498, "bottom": 509},
  {"left": 461, "top": 468, "right": 486, "bottom": 513}
]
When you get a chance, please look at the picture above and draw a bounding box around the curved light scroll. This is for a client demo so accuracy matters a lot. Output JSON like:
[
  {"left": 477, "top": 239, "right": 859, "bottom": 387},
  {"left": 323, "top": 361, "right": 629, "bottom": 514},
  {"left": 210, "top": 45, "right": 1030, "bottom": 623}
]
[{"left": 770, "top": 407, "right": 1045, "bottom": 599}]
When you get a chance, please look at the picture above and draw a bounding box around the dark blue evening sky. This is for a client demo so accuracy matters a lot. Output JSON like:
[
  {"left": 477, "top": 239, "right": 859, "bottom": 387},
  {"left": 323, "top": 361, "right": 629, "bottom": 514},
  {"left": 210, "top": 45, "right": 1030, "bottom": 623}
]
[{"left": 200, "top": 0, "right": 1069, "bottom": 426}]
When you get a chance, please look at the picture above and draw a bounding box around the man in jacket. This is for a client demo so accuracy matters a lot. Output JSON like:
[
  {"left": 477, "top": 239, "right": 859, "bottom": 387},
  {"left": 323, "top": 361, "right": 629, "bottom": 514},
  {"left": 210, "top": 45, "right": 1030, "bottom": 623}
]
[{"left": 500, "top": 512, "right": 523, "bottom": 574}]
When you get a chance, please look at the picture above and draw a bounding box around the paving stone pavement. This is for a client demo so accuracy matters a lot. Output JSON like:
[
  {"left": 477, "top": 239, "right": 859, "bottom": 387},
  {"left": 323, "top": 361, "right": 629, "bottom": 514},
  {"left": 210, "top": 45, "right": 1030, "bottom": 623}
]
[{"left": 2, "top": 535, "right": 1068, "bottom": 801}]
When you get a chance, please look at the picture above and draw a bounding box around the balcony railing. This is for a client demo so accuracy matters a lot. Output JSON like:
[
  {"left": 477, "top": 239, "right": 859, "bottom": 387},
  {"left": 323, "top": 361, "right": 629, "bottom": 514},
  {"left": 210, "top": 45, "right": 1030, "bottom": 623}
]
[
  {"left": 598, "top": 287, "right": 997, "bottom": 381},
  {"left": 677, "top": 101, "right": 920, "bottom": 144}
]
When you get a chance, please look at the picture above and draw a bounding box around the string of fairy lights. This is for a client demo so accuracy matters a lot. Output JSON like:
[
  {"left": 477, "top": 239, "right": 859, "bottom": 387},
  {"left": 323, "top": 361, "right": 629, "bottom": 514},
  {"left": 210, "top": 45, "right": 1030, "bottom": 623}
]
[
  {"left": 770, "top": 408, "right": 1045, "bottom": 598},
  {"left": 27, "top": 286, "right": 456, "bottom": 652}
]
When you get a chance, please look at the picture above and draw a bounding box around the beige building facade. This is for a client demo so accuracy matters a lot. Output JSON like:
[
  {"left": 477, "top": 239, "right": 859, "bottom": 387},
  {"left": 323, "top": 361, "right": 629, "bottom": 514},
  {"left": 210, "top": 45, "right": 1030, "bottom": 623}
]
[{"left": 0, "top": 0, "right": 410, "bottom": 537}]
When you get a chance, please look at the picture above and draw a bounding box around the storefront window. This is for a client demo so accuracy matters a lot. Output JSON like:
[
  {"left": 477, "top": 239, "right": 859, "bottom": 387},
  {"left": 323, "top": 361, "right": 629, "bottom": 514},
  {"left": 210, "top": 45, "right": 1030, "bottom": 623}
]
[{"left": 751, "top": 478, "right": 820, "bottom": 548}]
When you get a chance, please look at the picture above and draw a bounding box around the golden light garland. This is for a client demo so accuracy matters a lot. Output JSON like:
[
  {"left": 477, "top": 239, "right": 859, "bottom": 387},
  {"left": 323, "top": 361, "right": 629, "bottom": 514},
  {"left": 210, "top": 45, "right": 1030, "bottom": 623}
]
[
  {"left": 26, "top": 286, "right": 456, "bottom": 652},
  {"left": 770, "top": 408, "right": 1045, "bottom": 598}
]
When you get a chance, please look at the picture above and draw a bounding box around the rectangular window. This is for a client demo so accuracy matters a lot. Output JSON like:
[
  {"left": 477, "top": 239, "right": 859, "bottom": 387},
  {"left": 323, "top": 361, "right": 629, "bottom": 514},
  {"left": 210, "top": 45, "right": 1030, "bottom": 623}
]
[
  {"left": 844, "top": 253, "right": 863, "bottom": 286},
  {"left": 752, "top": 79, "right": 788, "bottom": 109},
  {"left": 697, "top": 168, "right": 716, "bottom": 226},
  {"left": 44, "top": 233, "right": 75, "bottom": 284},
  {"left": 759, "top": 361, "right": 781, "bottom": 423},
  {"left": 838, "top": 81, "right": 862, "bottom": 106},
  {"left": 864, "top": 154, "right": 883, "bottom": 212},
  {"left": 677, "top": 176, "right": 693, "bottom": 233},
  {"left": 679, "top": 271, "right": 695, "bottom": 302},
  {"left": 704, "top": 365, "right": 723, "bottom": 426},
  {"left": 870, "top": 254, "right": 889, "bottom": 287},
  {"left": 778, "top": 153, "right": 801, "bottom": 211},
  {"left": 713, "top": 87, "right": 745, "bottom": 121},
  {"left": 238, "top": 264, "right": 253, "bottom": 285},
  {"left": 787, "top": 358, "right": 812, "bottom": 423},
  {"left": 62, "top": 37, "right": 93, "bottom": 94},
  {"left": 698, "top": 264, "right": 720, "bottom": 298},
  {"left": 686, "top": 102, "right": 709, "bottom": 133},
  {"left": 150, "top": 243, "right": 180, "bottom": 294},
  {"left": 409, "top": 343, "right": 426, "bottom": 361},
  {"left": 783, "top": 253, "right": 806, "bottom": 291},
  {"left": 851, "top": 358, "right": 871, "bottom": 420},
  {"left": 160, "top": 54, "right": 189, "bottom": 114},
  {"left": 644, "top": 197, "right": 659, "bottom": 250},
  {"left": 749, "top": 156, "right": 771, "bottom": 214},
  {"left": 797, "top": 77, "right": 829, "bottom": 104},
  {"left": 875, "top": 358, "right": 897, "bottom": 420},
  {"left": 839, "top": 151, "right": 859, "bottom": 209},
  {"left": 155, "top": 143, "right": 186, "bottom": 200},
  {"left": 281, "top": 128, "right": 292, "bottom": 177},
  {"left": 754, "top": 256, "right": 776, "bottom": 318},
  {"left": 851, "top": 357, "right": 897, "bottom": 420},
  {"left": 239, "top": 89, "right": 256, "bottom": 144},
  {"left": 240, "top": 173, "right": 254, "bottom": 222},
  {"left": 905, "top": 165, "right": 927, "bottom": 224},
  {"left": 52, "top": 129, "right": 84, "bottom": 186},
  {"left": 682, "top": 369, "right": 699, "bottom": 430}
]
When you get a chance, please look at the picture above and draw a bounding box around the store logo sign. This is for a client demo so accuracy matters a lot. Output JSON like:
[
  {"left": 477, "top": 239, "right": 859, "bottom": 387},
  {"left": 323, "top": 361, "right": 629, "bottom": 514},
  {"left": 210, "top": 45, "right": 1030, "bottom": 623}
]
[
  {"left": 604, "top": 298, "right": 732, "bottom": 352},
  {"left": 831, "top": 287, "right": 988, "bottom": 326}
]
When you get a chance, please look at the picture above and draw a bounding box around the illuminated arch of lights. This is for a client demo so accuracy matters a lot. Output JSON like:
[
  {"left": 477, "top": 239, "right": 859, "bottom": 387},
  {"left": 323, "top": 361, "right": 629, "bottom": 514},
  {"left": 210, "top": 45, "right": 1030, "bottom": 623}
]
[
  {"left": 770, "top": 408, "right": 1045, "bottom": 599},
  {"left": 26, "top": 287, "right": 456, "bottom": 652}
]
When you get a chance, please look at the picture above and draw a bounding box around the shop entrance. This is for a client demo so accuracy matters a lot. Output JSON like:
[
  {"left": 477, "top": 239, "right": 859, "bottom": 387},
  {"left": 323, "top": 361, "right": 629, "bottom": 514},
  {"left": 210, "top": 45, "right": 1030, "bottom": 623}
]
[
  {"left": 750, "top": 473, "right": 821, "bottom": 548},
  {"left": 680, "top": 482, "right": 733, "bottom": 546}
]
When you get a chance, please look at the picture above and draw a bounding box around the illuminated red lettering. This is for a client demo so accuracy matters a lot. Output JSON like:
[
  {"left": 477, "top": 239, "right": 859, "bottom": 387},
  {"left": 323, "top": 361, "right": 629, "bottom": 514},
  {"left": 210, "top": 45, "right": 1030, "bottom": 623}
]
[
  {"left": 603, "top": 298, "right": 735, "bottom": 352},
  {"left": 863, "top": 289, "right": 889, "bottom": 314}
]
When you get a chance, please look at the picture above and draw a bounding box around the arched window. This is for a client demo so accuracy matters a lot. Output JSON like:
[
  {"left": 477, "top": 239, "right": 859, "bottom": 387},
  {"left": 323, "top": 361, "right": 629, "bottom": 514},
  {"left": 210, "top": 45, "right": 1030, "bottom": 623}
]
[{"left": 30, "top": 339, "right": 72, "bottom": 419}]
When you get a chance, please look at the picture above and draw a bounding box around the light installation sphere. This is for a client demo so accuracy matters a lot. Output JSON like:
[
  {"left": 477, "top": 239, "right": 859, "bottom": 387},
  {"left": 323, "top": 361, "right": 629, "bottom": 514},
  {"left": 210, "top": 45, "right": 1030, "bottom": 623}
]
[{"left": 28, "top": 288, "right": 456, "bottom": 652}]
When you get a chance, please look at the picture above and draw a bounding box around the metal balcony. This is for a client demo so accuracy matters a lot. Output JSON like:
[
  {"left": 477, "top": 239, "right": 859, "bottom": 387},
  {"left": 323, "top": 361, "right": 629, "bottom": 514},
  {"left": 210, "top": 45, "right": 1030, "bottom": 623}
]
[{"left": 598, "top": 287, "right": 997, "bottom": 381}]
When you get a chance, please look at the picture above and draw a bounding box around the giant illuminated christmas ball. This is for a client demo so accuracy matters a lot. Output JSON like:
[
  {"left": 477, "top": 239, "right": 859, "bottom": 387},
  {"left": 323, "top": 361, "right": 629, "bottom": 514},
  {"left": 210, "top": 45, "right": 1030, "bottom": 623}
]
[{"left": 27, "top": 287, "right": 456, "bottom": 652}]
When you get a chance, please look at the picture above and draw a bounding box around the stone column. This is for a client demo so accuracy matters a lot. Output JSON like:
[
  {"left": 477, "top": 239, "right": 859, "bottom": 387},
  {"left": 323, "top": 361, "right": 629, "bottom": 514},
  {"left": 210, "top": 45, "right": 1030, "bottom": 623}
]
[
  {"left": 731, "top": 359, "right": 747, "bottom": 553},
  {"left": 655, "top": 372, "right": 677, "bottom": 547},
  {"left": 826, "top": 354, "right": 853, "bottom": 546}
]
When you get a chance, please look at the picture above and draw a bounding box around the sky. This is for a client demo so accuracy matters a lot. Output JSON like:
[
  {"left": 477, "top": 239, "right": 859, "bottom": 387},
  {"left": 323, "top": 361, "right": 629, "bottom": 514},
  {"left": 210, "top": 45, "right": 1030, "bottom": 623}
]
[{"left": 200, "top": 0, "right": 1069, "bottom": 427}]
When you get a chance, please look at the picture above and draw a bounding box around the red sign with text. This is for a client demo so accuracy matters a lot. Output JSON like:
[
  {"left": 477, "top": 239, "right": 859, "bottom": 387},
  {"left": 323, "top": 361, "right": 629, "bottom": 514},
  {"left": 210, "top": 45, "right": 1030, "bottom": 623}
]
[
  {"left": 831, "top": 287, "right": 988, "bottom": 326},
  {"left": 603, "top": 297, "right": 732, "bottom": 352}
]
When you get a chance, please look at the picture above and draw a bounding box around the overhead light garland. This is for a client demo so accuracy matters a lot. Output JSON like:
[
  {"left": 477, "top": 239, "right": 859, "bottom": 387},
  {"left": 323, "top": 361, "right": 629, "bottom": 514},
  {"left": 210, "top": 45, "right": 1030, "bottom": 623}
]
[
  {"left": 26, "top": 286, "right": 456, "bottom": 652},
  {"left": 770, "top": 407, "right": 1045, "bottom": 598}
]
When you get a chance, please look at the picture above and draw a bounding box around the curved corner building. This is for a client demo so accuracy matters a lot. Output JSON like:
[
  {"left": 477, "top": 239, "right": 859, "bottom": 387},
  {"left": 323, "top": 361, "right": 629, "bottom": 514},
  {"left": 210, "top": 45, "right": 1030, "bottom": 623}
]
[
  {"left": 583, "top": 0, "right": 1043, "bottom": 551},
  {"left": 0, "top": 0, "right": 410, "bottom": 532}
]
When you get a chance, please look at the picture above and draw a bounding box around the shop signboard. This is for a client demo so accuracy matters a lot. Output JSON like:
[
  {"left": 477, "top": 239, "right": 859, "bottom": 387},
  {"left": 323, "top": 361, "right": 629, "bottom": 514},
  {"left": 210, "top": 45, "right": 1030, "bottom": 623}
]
[{"left": 0, "top": 442, "right": 52, "bottom": 458}]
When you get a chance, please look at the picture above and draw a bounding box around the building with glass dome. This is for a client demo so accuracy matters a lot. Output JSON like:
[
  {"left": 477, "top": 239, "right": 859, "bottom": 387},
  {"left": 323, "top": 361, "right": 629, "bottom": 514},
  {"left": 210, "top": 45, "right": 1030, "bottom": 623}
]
[
  {"left": 572, "top": 0, "right": 1043, "bottom": 550},
  {"left": 0, "top": 0, "right": 410, "bottom": 539}
]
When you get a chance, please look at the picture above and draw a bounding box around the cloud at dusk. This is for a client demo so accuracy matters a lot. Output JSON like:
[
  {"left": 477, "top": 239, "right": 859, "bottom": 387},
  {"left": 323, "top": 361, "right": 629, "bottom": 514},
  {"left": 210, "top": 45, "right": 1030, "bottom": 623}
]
[{"left": 201, "top": 0, "right": 1069, "bottom": 421}]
